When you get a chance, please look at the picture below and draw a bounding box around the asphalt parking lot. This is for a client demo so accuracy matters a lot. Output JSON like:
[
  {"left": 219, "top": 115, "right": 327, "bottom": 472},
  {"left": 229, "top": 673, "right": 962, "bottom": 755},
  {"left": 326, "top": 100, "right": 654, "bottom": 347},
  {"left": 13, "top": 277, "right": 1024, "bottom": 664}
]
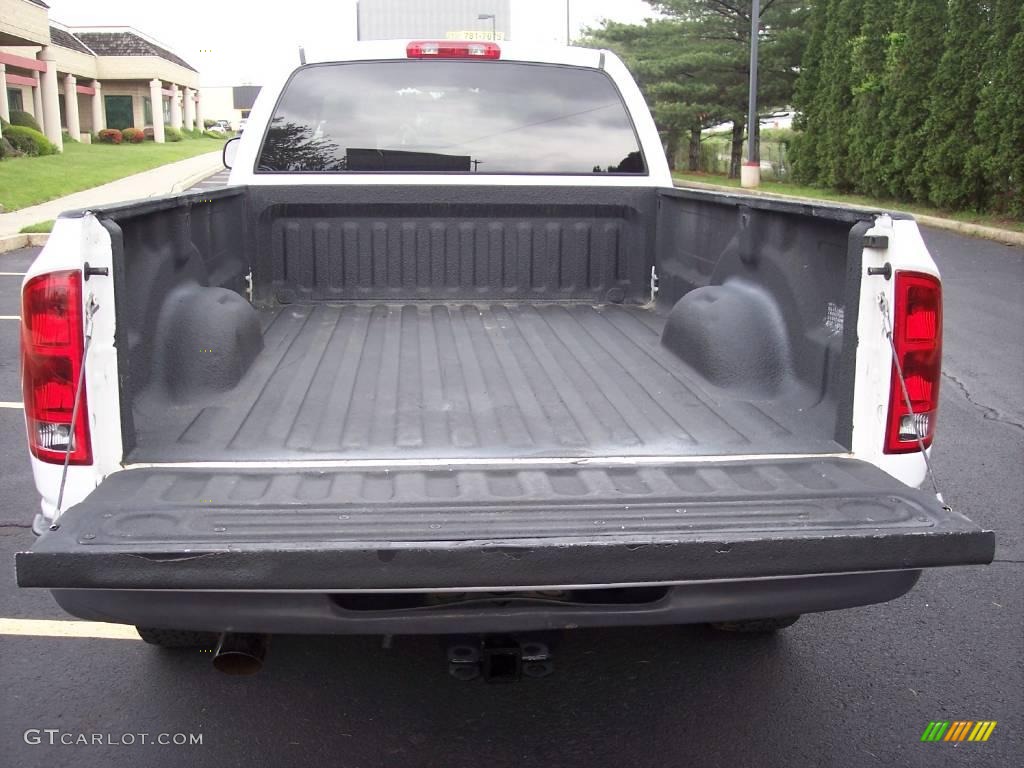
[{"left": 0, "top": 221, "right": 1020, "bottom": 767}]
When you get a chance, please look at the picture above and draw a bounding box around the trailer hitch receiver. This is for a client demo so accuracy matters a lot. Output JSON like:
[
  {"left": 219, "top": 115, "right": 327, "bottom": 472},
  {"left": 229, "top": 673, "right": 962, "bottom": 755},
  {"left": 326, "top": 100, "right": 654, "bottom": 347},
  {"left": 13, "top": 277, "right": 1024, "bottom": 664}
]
[{"left": 447, "top": 636, "right": 553, "bottom": 682}]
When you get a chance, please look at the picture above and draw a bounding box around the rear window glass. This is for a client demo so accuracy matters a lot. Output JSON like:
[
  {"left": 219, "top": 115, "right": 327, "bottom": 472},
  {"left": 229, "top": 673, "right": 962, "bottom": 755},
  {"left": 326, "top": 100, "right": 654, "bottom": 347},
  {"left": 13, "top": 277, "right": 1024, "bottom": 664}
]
[{"left": 256, "top": 60, "right": 646, "bottom": 175}]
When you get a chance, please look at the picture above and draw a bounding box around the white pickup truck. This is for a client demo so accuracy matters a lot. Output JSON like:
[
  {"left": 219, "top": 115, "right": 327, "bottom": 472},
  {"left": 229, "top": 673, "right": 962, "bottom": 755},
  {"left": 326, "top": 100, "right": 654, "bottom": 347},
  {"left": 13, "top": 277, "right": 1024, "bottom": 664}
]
[{"left": 16, "top": 40, "right": 992, "bottom": 674}]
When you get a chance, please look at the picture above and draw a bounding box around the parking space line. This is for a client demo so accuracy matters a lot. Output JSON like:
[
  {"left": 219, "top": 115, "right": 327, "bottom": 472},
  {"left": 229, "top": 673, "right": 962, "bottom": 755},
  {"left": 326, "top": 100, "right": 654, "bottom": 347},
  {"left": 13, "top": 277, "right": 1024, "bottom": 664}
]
[
  {"left": 0, "top": 618, "right": 141, "bottom": 640},
  {"left": 0, "top": 272, "right": 26, "bottom": 276},
  {"left": 0, "top": 402, "right": 24, "bottom": 408},
  {"left": 0, "top": 316, "right": 21, "bottom": 320}
]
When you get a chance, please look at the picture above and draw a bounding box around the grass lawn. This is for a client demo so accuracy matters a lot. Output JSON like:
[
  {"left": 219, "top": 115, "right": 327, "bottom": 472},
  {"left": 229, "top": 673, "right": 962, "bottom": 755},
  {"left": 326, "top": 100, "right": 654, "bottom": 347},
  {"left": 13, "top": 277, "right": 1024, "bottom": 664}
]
[
  {"left": 19, "top": 219, "right": 54, "bottom": 233},
  {"left": 672, "top": 171, "right": 1024, "bottom": 234},
  {"left": 0, "top": 137, "right": 226, "bottom": 212}
]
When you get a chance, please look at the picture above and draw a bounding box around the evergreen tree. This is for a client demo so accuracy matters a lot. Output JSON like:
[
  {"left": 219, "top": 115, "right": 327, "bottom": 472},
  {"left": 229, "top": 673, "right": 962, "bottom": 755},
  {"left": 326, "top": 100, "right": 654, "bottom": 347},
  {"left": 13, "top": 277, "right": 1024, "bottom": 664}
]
[
  {"left": 791, "top": 0, "right": 829, "bottom": 183},
  {"left": 846, "top": 0, "right": 892, "bottom": 194},
  {"left": 580, "top": 19, "right": 724, "bottom": 171},
  {"left": 918, "top": 0, "right": 990, "bottom": 208},
  {"left": 785, "top": 0, "right": 1021, "bottom": 214},
  {"left": 584, "top": 1, "right": 808, "bottom": 178},
  {"left": 809, "top": 0, "right": 863, "bottom": 190},
  {"left": 968, "top": 0, "right": 1024, "bottom": 215},
  {"left": 872, "top": 0, "right": 947, "bottom": 200}
]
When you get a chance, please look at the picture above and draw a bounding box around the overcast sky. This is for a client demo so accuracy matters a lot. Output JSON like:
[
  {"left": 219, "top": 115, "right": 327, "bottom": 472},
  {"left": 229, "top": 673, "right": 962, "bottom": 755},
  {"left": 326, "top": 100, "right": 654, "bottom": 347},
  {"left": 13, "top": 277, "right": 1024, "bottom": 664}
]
[{"left": 44, "top": 0, "right": 658, "bottom": 86}]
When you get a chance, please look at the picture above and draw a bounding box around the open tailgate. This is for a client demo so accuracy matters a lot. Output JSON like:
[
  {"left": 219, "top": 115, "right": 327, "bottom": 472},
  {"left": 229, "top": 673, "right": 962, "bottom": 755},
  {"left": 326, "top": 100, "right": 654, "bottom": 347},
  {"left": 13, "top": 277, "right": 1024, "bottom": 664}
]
[{"left": 17, "top": 458, "right": 994, "bottom": 590}]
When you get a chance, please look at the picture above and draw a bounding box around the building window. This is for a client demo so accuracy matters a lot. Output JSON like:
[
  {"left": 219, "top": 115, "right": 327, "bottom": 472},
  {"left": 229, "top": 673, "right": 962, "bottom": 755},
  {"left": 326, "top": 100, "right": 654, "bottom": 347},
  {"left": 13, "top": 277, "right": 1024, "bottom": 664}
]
[
  {"left": 162, "top": 97, "right": 171, "bottom": 125},
  {"left": 104, "top": 95, "right": 134, "bottom": 130},
  {"left": 7, "top": 88, "right": 24, "bottom": 112},
  {"left": 143, "top": 97, "right": 153, "bottom": 126}
]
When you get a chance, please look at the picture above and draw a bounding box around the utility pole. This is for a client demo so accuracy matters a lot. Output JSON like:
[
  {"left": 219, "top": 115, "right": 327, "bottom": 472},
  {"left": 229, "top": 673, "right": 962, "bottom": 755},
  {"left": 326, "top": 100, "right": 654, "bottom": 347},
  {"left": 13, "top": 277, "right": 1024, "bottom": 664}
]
[
  {"left": 566, "top": 0, "right": 571, "bottom": 45},
  {"left": 741, "top": 0, "right": 761, "bottom": 188}
]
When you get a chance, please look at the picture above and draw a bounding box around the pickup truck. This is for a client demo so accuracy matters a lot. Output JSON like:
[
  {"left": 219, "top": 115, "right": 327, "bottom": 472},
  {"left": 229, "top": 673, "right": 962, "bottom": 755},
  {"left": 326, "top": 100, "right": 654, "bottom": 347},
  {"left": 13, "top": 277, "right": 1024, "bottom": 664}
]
[{"left": 15, "top": 40, "right": 993, "bottom": 671}]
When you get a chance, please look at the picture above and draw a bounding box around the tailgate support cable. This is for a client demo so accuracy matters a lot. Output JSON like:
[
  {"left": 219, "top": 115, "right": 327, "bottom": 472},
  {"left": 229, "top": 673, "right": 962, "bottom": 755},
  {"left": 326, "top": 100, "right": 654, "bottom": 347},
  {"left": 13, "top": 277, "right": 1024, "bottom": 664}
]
[
  {"left": 53, "top": 296, "right": 99, "bottom": 525},
  {"left": 877, "top": 293, "right": 947, "bottom": 507}
]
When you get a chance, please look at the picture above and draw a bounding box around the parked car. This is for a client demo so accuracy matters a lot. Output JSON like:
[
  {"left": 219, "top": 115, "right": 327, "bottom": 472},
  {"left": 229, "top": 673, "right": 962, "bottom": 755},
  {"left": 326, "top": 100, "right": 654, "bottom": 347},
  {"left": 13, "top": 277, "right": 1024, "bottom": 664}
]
[
  {"left": 207, "top": 119, "right": 231, "bottom": 134},
  {"left": 237, "top": 118, "right": 247, "bottom": 134},
  {"left": 16, "top": 40, "right": 993, "bottom": 675}
]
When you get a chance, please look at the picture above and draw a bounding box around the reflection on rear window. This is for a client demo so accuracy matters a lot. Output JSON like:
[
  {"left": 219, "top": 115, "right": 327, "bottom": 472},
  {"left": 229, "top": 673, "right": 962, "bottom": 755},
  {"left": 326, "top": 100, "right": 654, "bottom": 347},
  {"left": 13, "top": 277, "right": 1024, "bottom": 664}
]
[{"left": 256, "top": 61, "right": 646, "bottom": 175}]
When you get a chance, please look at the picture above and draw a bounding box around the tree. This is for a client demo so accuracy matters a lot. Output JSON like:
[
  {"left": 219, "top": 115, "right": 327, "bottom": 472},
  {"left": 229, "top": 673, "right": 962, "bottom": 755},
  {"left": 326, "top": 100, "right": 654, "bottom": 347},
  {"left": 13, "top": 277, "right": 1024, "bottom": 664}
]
[
  {"left": 582, "top": 1, "right": 808, "bottom": 177},
  {"left": 872, "top": 0, "right": 947, "bottom": 200},
  {"left": 846, "top": 0, "right": 893, "bottom": 194},
  {"left": 918, "top": 0, "right": 990, "bottom": 208},
  {"left": 581, "top": 19, "right": 726, "bottom": 171},
  {"left": 968, "top": 0, "right": 1024, "bottom": 215},
  {"left": 648, "top": 0, "right": 809, "bottom": 176},
  {"left": 807, "top": 0, "right": 863, "bottom": 190},
  {"left": 790, "top": 0, "right": 1021, "bottom": 214},
  {"left": 791, "top": 0, "right": 828, "bottom": 182}
]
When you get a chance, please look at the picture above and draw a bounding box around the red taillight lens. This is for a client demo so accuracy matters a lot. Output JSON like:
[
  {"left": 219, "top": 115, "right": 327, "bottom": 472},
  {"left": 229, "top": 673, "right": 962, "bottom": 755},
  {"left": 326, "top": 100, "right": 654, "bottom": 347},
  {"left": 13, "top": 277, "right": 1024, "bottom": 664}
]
[
  {"left": 884, "top": 271, "right": 942, "bottom": 454},
  {"left": 406, "top": 41, "right": 501, "bottom": 59},
  {"left": 21, "top": 270, "right": 92, "bottom": 465}
]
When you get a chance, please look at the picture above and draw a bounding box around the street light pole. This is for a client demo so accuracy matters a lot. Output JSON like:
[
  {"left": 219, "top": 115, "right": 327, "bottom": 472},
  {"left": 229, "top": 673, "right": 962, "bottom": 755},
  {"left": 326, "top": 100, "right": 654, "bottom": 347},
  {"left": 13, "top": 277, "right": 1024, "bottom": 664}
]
[
  {"left": 566, "top": 0, "right": 571, "bottom": 45},
  {"left": 742, "top": 0, "right": 761, "bottom": 188},
  {"left": 477, "top": 13, "right": 496, "bottom": 40}
]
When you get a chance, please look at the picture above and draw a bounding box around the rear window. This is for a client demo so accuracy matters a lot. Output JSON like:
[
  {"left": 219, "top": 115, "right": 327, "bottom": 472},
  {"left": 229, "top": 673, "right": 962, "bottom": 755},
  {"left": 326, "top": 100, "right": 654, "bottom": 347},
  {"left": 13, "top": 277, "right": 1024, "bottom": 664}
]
[{"left": 256, "top": 60, "right": 646, "bottom": 175}]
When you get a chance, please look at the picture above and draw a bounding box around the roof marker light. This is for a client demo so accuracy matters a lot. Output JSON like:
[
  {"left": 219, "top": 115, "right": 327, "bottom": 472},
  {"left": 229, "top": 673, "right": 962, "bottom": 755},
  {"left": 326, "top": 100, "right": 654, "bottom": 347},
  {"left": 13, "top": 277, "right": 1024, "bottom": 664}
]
[{"left": 407, "top": 41, "right": 501, "bottom": 60}]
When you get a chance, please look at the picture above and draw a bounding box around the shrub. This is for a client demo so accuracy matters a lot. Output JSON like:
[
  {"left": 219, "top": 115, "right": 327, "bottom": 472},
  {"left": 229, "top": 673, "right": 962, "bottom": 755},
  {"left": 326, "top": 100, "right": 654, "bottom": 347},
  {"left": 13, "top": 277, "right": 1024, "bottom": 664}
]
[
  {"left": 164, "top": 124, "right": 183, "bottom": 142},
  {"left": 10, "top": 110, "right": 42, "bottom": 132},
  {"left": 187, "top": 128, "right": 205, "bottom": 139},
  {"left": 203, "top": 119, "right": 216, "bottom": 128},
  {"left": 3, "top": 125, "right": 58, "bottom": 156},
  {"left": 3, "top": 135, "right": 25, "bottom": 158},
  {"left": 61, "top": 130, "right": 76, "bottom": 143},
  {"left": 97, "top": 128, "right": 123, "bottom": 144},
  {"left": 143, "top": 127, "right": 155, "bottom": 140},
  {"left": 122, "top": 127, "right": 145, "bottom": 143},
  {"left": 203, "top": 130, "right": 227, "bottom": 139}
]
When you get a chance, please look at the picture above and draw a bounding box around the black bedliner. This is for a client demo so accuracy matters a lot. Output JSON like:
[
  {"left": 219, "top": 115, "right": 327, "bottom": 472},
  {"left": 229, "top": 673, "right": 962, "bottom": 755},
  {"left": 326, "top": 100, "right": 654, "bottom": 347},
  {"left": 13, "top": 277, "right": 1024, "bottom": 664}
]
[
  {"left": 17, "top": 458, "right": 994, "bottom": 591},
  {"left": 129, "top": 302, "right": 842, "bottom": 463},
  {"left": 99, "top": 184, "right": 865, "bottom": 462}
]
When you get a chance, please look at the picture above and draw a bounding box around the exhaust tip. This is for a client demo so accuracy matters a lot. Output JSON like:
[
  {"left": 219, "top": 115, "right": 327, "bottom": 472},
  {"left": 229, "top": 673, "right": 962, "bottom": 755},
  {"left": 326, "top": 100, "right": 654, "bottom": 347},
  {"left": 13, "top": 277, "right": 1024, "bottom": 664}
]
[{"left": 212, "top": 632, "right": 268, "bottom": 675}]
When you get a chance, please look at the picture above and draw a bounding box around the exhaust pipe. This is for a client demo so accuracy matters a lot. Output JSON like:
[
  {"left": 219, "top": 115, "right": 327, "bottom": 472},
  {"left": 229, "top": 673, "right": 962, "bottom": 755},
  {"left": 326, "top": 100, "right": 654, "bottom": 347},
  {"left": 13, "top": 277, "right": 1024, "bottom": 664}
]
[{"left": 212, "top": 632, "right": 268, "bottom": 675}]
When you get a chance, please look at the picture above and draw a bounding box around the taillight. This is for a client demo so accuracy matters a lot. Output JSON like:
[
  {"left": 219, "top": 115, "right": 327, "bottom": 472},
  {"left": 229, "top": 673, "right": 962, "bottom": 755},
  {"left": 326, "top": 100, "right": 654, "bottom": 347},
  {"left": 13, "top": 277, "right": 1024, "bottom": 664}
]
[
  {"left": 884, "top": 271, "right": 942, "bottom": 454},
  {"left": 21, "top": 270, "right": 92, "bottom": 464},
  {"left": 406, "top": 41, "right": 501, "bottom": 59}
]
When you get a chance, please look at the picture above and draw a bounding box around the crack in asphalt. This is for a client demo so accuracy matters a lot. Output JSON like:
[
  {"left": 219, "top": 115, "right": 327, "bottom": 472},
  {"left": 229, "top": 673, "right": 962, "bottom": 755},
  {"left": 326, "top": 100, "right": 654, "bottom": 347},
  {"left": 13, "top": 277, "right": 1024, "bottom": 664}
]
[{"left": 942, "top": 371, "right": 1024, "bottom": 432}]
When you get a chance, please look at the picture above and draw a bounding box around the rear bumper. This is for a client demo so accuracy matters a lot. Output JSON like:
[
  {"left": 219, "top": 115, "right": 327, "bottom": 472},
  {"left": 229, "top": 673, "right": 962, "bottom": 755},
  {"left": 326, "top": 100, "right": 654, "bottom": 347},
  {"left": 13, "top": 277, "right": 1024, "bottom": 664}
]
[
  {"left": 17, "top": 458, "right": 994, "bottom": 592},
  {"left": 52, "top": 570, "right": 923, "bottom": 635}
]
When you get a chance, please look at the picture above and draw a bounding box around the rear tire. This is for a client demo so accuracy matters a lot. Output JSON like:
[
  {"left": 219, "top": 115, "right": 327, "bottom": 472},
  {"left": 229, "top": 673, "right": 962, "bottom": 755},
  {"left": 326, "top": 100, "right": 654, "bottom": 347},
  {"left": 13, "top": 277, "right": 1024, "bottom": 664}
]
[
  {"left": 136, "top": 626, "right": 218, "bottom": 649},
  {"left": 709, "top": 616, "right": 800, "bottom": 633}
]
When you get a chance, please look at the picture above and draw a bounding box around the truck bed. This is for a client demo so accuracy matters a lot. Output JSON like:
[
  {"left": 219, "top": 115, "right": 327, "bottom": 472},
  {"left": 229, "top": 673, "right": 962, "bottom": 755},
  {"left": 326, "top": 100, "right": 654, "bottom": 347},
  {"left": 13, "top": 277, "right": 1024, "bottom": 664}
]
[
  {"left": 129, "top": 301, "right": 841, "bottom": 463},
  {"left": 100, "top": 184, "right": 866, "bottom": 464}
]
